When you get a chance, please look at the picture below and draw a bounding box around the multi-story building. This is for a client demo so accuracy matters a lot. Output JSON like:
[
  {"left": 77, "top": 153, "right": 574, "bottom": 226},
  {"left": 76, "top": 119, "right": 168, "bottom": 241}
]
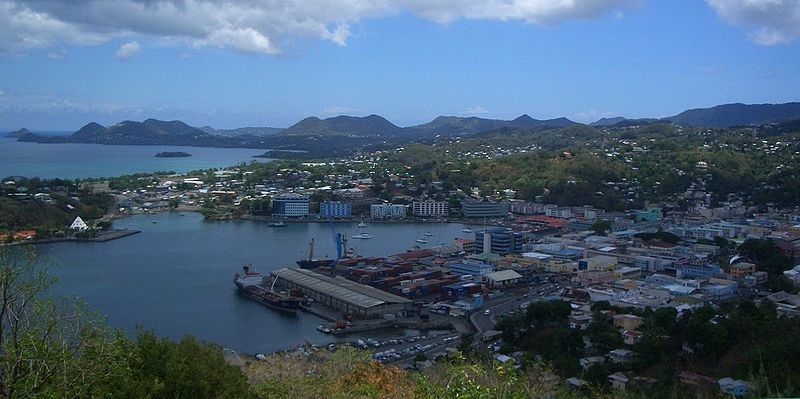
[
  {"left": 461, "top": 200, "right": 509, "bottom": 219},
  {"left": 371, "top": 203, "right": 407, "bottom": 219},
  {"left": 411, "top": 200, "right": 448, "bottom": 217},
  {"left": 272, "top": 194, "right": 309, "bottom": 217},
  {"left": 729, "top": 261, "right": 756, "bottom": 279},
  {"left": 475, "top": 228, "right": 523, "bottom": 255},
  {"left": 452, "top": 238, "right": 476, "bottom": 253},
  {"left": 449, "top": 260, "right": 495, "bottom": 278},
  {"left": 319, "top": 201, "right": 352, "bottom": 218}
]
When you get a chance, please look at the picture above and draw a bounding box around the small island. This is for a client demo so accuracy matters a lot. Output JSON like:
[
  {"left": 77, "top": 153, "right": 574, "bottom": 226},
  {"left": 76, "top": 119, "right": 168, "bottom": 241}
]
[{"left": 155, "top": 151, "right": 191, "bottom": 158}]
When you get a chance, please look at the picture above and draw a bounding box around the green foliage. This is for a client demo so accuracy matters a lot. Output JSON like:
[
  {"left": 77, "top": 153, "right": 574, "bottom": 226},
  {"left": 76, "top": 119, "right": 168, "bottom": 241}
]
[
  {"left": 130, "top": 330, "right": 251, "bottom": 399},
  {"left": 0, "top": 246, "right": 134, "bottom": 398}
]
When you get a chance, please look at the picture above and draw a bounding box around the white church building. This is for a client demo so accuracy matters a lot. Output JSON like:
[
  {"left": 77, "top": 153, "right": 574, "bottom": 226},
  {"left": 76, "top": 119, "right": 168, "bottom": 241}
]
[{"left": 70, "top": 216, "right": 89, "bottom": 232}]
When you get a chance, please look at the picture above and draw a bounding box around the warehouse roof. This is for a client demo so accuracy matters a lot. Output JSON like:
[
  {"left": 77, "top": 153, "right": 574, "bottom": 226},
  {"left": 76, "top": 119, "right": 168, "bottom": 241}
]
[{"left": 272, "top": 268, "right": 411, "bottom": 309}]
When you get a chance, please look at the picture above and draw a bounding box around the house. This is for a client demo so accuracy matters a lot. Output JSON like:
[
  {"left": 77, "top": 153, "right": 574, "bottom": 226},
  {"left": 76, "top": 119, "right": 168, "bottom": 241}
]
[
  {"left": 613, "top": 314, "right": 643, "bottom": 330},
  {"left": 608, "top": 371, "right": 631, "bottom": 390},
  {"left": 607, "top": 349, "right": 635, "bottom": 363},
  {"left": 621, "top": 329, "right": 643, "bottom": 345},
  {"left": 718, "top": 377, "right": 754, "bottom": 397},
  {"left": 679, "top": 371, "right": 717, "bottom": 387},
  {"left": 12, "top": 230, "right": 37, "bottom": 240},
  {"left": 579, "top": 356, "right": 605, "bottom": 370}
]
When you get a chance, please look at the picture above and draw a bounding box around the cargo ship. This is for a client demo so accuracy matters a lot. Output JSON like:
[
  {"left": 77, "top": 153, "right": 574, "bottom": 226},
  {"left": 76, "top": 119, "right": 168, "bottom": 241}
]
[
  {"left": 296, "top": 238, "right": 336, "bottom": 269},
  {"left": 234, "top": 265, "right": 300, "bottom": 314}
]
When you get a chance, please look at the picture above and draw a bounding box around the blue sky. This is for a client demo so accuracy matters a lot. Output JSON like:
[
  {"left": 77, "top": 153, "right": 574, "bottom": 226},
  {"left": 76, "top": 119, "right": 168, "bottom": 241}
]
[{"left": 1, "top": 0, "right": 799, "bottom": 131}]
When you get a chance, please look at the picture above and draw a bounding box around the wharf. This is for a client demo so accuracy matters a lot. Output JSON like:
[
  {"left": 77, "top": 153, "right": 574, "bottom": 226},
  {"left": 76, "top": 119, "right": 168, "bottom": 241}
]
[
  {"left": 90, "top": 229, "right": 141, "bottom": 242},
  {"left": 301, "top": 302, "right": 458, "bottom": 335}
]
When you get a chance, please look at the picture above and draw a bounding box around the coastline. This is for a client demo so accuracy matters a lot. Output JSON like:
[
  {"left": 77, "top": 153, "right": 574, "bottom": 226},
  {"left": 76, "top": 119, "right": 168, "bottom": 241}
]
[{"left": 2, "top": 229, "right": 140, "bottom": 247}]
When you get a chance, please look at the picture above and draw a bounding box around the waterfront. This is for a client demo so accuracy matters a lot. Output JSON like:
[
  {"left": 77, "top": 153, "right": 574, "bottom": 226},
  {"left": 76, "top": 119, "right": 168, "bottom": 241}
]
[{"left": 40, "top": 212, "right": 471, "bottom": 354}]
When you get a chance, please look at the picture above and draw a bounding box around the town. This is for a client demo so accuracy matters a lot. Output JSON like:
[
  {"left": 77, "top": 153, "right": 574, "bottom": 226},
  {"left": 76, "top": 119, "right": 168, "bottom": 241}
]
[
  {"left": 3, "top": 120, "right": 800, "bottom": 397},
  {"left": 87, "top": 151, "right": 800, "bottom": 397}
]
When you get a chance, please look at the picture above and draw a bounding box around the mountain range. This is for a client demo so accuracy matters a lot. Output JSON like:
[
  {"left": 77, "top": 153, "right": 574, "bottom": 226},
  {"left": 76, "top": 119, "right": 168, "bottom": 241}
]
[{"left": 8, "top": 102, "right": 800, "bottom": 154}]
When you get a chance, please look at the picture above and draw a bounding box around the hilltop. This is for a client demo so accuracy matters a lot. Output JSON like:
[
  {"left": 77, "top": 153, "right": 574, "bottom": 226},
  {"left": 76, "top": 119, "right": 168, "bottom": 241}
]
[{"left": 9, "top": 102, "right": 800, "bottom": 158}]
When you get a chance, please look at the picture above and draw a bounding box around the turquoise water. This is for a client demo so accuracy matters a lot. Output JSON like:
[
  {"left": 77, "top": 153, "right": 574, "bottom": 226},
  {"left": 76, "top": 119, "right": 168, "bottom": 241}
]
[
  {"left": 41, "top": 212, "right": 469, "bottom": 354},
  {"left": 0, "top": 137, "right": 267, "bottom": 180}
]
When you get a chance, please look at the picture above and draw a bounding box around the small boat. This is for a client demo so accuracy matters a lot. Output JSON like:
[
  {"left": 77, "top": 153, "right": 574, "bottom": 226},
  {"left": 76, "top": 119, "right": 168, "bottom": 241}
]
[
  {"left": 351, "top": 232, "right": 373, "bottom": 239},
  {"left": 357, "top": 221, "right": 367, "bottom": 228},
  {"left": 462, "top": 228, "right": 473, "bottom": 233},
  {"left": 317, "top": 325, "right": 332, "bottom": 334},
  {"left": 268, "top": 220, "right": 287, "bottom": 227},
  {"left": 415, "top": 238, "right": 428, "bottom": 244},
  {"left": 425, "top": 232, "right": 433, "bottom": 236}
]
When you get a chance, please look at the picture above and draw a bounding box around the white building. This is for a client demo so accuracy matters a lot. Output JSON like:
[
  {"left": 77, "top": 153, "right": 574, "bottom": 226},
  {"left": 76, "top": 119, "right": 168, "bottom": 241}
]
[
  {"left": 411, "top": 200, "right": 448, "bottom": 217},
  {"left": 371, "top": 203, "right": 407, "bottom": 219},
  {"left": 70, "top": 216, "right": 88, "bottom": 232}
]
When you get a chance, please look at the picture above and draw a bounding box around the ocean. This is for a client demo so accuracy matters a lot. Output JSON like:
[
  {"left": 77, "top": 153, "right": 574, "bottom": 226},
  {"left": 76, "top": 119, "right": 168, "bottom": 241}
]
[
  {"left": 2, "top": 139, "right": 469, "bottom": 354},
  {"left": 0, "top": 137, "right": 267, "bottom": 180}
]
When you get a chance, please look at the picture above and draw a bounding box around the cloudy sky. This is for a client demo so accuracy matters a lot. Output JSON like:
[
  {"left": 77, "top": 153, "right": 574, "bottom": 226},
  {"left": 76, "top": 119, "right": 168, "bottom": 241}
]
[{"left": 1, "top": 0, "right": 799, "bottom": 131}]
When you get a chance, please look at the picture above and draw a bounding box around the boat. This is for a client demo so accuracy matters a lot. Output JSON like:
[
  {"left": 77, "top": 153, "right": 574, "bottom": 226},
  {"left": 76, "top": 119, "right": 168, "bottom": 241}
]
[
  {"left": 317, "top": 325, "right": 332, "bottom": 334},
  {"left": 357, "top": 221, "right": 367, "bottom": 228},
  {"left": 268, "top": 220, "right": 287, "bottom": 227},
  {"left": 415, "top": 238, "right": 428, "bottom": 244},
  {"left": 233, "top": 265, "right": 300, "bottom": 314},
  {"left": 462, "top": 228, "right": 473, "bottom": 233},
  {"left": 296, "top": 238, "right": 336, "bottom": 269},
  {"left": 351, "top": 232, "right": 373, "bottom": 239},
  {"left": 424, "top": 232, "right": 433, "bottom": 236}
]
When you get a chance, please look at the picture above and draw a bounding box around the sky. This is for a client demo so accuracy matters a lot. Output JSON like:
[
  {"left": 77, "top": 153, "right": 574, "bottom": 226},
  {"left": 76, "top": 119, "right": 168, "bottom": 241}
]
[{"left": 1, "top": 0, "right": 799, "bottom": 131}]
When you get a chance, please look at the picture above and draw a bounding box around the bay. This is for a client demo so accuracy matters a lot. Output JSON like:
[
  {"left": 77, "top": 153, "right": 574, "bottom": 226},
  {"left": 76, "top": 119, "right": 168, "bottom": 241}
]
[
  {"left": 0, "top": 137, "right": 267, "bottom": 180},
  {"left": 40, "top": 212, "right": 469, "bottom": 354}
]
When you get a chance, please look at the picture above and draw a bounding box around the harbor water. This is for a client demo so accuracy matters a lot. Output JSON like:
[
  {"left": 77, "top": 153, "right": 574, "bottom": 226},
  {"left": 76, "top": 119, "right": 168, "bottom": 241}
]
[{"left": 41, "top": 212, "right": 471, "bottom": 354}]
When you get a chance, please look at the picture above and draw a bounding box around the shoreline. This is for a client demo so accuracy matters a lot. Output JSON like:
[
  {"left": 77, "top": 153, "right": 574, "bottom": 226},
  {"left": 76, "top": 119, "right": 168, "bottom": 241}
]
[{"left": 2, "top": 229, "right": 141, "bottom": 247}]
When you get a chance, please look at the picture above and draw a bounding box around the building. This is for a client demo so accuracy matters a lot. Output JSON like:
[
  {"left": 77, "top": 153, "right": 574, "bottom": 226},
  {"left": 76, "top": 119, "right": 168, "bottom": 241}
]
[
  {"left": 578, "top": 255, "right": 617, "bottom": 272},
  {"left": 371, "top": 203, "right": 407, "bottom": 219},
  {"left": 718, "top": 378, "right": 753, "bottom": 398},
  {"left": 475, "top": 228, "right": 523, "bottom": 255},
  {"left": 729, "top": 261, "right": 756, "bottom": 279},
  {"left": 319, "top": 201, "right": 351, "bottom": 218},
  {"left": 411, "top": 200, "right": 448, "bottom": 217},
  {"left": 485, "top": 270, "right": 523, "bottom": 288},
  {"left": 612, "top": 314, "right": 643, "bottom": 330},
  {"left": 461, "top": 199, "right": 509, "bottom": 219},
  {"left": 449, "top": 260, "right": 495, "bottom": 278},
  {"left": 272, "top": 194, "right": 309, "bottom": 217},
  {"left": 271, "top": 268, "right": 412, "bottom": 319},
  {"left": 633, "top": 206, "right": 662, "bottom": 222},
  {"left": 678, "top": 263, "right": 722, "bottom": 279},
  {"left": 452, "top": 238, "right": 476, "bottom": 253},
  {"left": 70, "top": 216, "right": 88, "bottom": 232}
]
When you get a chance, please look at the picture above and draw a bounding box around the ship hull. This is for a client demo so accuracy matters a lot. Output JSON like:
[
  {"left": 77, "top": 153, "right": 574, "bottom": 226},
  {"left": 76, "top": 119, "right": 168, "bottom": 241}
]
[
  {"left": 236, "top": 284, "right": 299, "bottom": 314},
  {"left": 296, "top": 259, "right": 336, "bottom": 269}
]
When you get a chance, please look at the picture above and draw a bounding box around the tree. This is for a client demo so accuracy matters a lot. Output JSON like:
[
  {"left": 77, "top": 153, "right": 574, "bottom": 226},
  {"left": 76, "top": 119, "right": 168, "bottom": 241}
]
[
  {"left": 591, "top": 220, "right": 612, "bottom": 236},
  {"left": 0, "top": 245, "right": 133, "bottom": 398}
]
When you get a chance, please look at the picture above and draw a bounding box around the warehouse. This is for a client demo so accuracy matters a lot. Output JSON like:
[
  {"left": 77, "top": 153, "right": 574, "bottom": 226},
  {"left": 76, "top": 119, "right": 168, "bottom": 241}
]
[{"left": 271, "top": 268, "right": 412, "bottom": 319}]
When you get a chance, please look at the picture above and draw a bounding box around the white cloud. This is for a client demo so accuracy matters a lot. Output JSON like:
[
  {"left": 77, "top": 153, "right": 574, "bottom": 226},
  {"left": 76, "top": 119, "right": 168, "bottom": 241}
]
[
  {"left": 462, "top": 106, "right": 489, "bottom": 115},
  {"left": 707, "top": 0, "right": 800, "bottom": 45},
  {"left": 322, "top": 106, "right": 363, "bottom": 117},
  {"left": 115, "top": 41, "right": 141, "bottom": 59},
  {"left": 0, "top": 0, "right": 640, "bottom": 56}
]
